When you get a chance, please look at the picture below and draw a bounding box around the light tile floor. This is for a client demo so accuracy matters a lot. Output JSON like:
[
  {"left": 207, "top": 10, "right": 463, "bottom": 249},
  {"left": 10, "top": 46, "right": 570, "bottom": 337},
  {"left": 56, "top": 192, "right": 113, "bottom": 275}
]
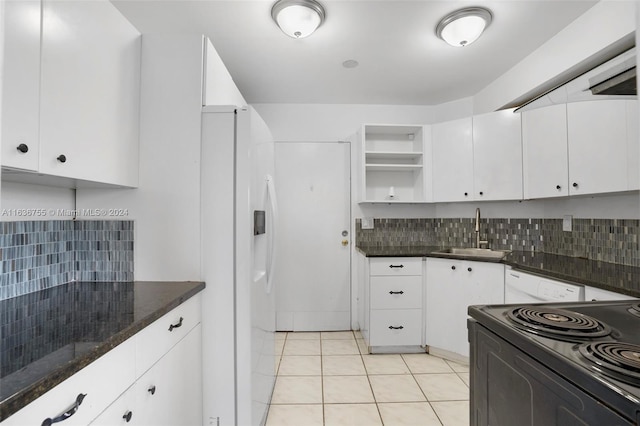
[{"left": 267, "top": 331, "right": 469, "bottom": 426}]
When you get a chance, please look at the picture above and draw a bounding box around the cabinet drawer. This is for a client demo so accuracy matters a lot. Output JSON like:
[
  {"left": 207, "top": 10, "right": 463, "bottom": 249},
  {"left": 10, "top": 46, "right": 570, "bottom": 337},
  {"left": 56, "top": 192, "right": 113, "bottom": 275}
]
[
  {"left": 369, "top": 257, "right": 422, "bottom": 276},
  {"left": 370, "top": 276, "right": 422, "bottom": 309},
  {"left": 369, "top": 309, "right": 422, "bottom": 347},
  {"left": 2, "top": 338, "right": 136, "bottom": 426},
  {"left": 135, "top": 294, "right": 201, "bottom": 376}
]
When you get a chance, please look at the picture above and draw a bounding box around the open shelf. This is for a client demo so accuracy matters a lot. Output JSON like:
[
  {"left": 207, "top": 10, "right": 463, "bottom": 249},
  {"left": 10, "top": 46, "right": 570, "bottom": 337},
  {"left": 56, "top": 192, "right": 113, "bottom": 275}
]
[
  {"left": 365, "top": 164, "right": 423, "bottom": 172},
  {"left": 360, "top": 124, "right": 427, "bottom": 203}
]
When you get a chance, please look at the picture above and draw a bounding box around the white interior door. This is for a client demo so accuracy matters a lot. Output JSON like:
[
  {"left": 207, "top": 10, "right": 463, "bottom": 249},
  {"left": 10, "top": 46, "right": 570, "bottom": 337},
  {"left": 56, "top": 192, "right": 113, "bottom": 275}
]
[{"left": 274, "top": 142, "right": 351, "bottom": 331}]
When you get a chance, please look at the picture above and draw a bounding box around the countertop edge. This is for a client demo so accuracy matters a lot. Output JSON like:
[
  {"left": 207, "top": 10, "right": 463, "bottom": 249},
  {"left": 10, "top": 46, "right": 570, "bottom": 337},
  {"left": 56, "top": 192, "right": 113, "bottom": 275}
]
[
  {"left": 356, "top": 246, "right": 640, "bottom": 298},
  {"left": 0, "top": 281, "right": 205, "bottom": 421}
]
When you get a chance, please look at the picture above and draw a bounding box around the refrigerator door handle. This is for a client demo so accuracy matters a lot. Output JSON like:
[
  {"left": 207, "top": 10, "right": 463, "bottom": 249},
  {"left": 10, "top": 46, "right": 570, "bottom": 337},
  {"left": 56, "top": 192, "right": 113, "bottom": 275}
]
[{"left": 266, "top": 175, "right": 278, "bottom": 294}]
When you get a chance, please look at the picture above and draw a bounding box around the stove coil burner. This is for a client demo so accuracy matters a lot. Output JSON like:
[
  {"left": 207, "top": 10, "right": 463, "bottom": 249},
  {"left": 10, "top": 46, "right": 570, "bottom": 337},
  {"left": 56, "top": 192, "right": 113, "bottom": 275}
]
[
  {"left": 629, "top": 303, "right": 640, "bottom": 318},
  {"left": 579, "top": 342, "right": 640, "bottom": 385},
  {"left": 507, "top": 306, "right": 611, "bottom": 340}
]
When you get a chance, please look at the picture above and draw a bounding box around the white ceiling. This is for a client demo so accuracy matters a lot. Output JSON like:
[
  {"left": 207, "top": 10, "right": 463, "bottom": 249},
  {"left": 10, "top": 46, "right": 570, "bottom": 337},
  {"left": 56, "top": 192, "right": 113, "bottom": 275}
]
[{"left": 111, "top": 0, "right": 599, "bottom": 106}]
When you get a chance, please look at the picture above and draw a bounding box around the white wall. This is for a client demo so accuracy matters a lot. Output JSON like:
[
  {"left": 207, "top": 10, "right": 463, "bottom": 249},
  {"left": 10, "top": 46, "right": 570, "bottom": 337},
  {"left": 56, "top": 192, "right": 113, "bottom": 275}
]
[
  {"left": 1, "top": 182, "right": 74, "bottom": 218},
  {"left": 253, "top": 103, "right": 434, "bottom": 142},
  {"left": 433, "top": 193, "right": 640, "bottom": 220},
  {"left": 204, "top": 37, "right": 246, "bottom": 107},
  {"left": 473, "top": 1, "right": 636, "bottom": 114},
  {"left": 76, "top": 34, "right": 204, "bottom": 281}
]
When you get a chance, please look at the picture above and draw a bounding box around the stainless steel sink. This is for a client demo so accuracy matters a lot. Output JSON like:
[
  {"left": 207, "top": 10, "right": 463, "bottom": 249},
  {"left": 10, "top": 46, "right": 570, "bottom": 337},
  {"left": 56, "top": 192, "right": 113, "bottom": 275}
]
[{"left": 432, "top": 247, "right": 511, "bottom": 260}]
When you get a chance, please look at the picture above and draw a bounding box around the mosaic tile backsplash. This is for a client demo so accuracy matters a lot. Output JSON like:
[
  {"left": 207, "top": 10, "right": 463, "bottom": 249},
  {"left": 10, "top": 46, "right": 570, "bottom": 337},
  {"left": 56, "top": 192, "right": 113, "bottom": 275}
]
[
  {"left": 0, "top": 221, "right": 134, "bottom": 300},
  {"left": 356, "top": 218, "right": 640, "bottom": 267}
]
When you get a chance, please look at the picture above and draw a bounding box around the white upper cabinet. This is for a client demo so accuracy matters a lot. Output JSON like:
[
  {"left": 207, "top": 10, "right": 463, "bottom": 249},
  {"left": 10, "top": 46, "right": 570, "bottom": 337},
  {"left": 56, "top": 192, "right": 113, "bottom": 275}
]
[
  {"left": 567, "top": 100, "right": 636, "bottom": 196},
  {"left": 37, "top": 0, "right": 141, "bottom": 187},
  {"left": 1, "top": 0, "right": 141, "bottom": 188},
  {"left": 522, "top": 104, "right": 570, "bottom": 199},
  {"left": 431, "top": 117, "right": 474, "bottom": 202},
  {"left": 1, "top": 0, "right": 41, "bottom": 171},
  {"left": 360, "top": 124, "right": 431, "bottom": 203},
  {"left": 432, "top": 111, "right": 522, "bottom": 203},
  {"left": 472, "top": 110, "right": 523, "bottom": 201}
]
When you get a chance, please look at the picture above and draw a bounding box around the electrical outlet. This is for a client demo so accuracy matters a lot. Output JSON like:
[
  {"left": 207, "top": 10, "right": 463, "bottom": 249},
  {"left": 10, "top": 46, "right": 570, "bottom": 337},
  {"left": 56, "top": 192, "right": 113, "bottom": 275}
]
[
  {"left": 563, "top": 215, "right": 573, "bottom": 232},
  {"left": 361, "top": 217, "right": 374, "bottom": 229}
]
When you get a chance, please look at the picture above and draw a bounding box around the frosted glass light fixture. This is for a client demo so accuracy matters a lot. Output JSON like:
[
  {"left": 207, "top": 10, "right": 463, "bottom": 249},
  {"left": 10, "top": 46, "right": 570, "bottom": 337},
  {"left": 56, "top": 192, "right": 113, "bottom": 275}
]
[
  {"left": 435, "top": 7, "right": 492, "bottom": 47},
  {"left": 271, "top": 0, "right": 326, "bottom": 38}
]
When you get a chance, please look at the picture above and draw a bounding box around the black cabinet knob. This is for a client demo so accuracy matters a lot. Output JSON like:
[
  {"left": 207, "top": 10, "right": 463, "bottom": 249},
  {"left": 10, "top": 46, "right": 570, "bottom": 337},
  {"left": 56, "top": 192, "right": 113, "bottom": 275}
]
[
  {"left": 123, "top": 411, "right": 133, "bottom": 422},
  {"left": 464, "top": 192, "right": 468, "bottom": 196},
  {"left": 572, "top": 182, "right": 578, "bottom": 188},
  {"left": 451, "top": 265, "right": 456, "bottom": 270},
  {"left": 148, "top": 385, "right": 156, "bottom": 395},
  {"left": 479, "top": 191, "right": 484, "bottom": 196},
  {"left": 556, "top": 185, "right": 561, "bottom": 190},
  {"left": 57, "top": 155, "right": 67, "bottom": 163},
  {"left": 467, "top": 267, "right": 472, "bottom": 272},
  {"left": 17, "top": 143, "right": 29, "bottom": 153}
]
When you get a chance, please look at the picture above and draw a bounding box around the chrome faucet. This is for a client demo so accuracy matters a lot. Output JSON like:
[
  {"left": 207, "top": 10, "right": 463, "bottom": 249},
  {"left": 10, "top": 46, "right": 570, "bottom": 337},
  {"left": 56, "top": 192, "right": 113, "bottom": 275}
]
[{"left": 475, "top": 208, "right": 488, "bottom": 248}]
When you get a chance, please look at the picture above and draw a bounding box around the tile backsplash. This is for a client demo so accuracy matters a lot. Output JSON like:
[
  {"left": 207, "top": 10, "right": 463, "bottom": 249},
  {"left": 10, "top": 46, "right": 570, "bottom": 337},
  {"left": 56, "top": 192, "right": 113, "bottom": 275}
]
[
  {"left": 0, "top": 220, "right": 134, "bottom": 300},
  {"left": 356, "top": 218, "right": 639, "bottom": 267}
]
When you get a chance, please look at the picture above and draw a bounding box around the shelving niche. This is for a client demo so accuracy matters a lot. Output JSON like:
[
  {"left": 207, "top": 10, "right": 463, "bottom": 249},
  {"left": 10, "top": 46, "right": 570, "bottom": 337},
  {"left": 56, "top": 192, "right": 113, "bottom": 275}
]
[{"left": 361, "top": 124, "right": 427, "bottom": 203}]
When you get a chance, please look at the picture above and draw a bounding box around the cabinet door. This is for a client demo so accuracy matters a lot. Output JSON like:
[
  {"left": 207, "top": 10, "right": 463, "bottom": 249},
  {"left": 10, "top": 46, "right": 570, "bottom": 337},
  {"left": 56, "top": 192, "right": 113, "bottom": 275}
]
[
  {"left": 425, "top": 258, "right": 466, "bottom": 355},
  {"left": 1, "top": 0, "right": 41, "bottom": 171},
  {"left": 522, "top": 105, "right": 570, "bottom": 199},
  {"left": 135, "top": 324, "right": 203, "bottom": 426},
  {"left": 431, "top": 118, "right": 474, "bottom": 202},
  {"left": 567, "top": 100, "right": 629, "bottom": 195},
  {"left": 38, "top": 0, "right": 141, "bottom": 187},
  {"left": 472, "top": 110, "right": 523, "bottom": 201},
  {"left": 426, "top": 259, "right": 504, "bottom": 358},
  {"left": 89, "top": 384, "right": 137, "bottom": 426}
]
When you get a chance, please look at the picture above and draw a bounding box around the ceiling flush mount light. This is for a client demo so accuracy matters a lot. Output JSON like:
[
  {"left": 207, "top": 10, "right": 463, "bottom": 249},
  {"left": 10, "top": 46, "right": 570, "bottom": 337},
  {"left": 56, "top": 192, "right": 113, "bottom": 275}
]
[
  {"left": 435, "top": 7, "right": 492, "bottom": 47},
  {"left": 271, "top": 0, "right": 326, "bottom": 39}
]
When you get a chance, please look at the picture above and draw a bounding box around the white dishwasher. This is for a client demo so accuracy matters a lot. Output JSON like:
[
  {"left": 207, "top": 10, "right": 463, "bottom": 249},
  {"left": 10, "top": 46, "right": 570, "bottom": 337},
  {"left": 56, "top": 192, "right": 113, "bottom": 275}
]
[{"left": 505, "top": 269, "right": 584, "bottom": 303}]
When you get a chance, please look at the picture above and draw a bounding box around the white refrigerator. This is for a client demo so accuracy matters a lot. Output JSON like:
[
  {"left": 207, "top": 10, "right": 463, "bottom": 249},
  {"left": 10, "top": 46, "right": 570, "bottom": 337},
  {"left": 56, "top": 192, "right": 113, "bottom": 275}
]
[{"left": 200, "top": 105, "right": 278, "bottom": 426}]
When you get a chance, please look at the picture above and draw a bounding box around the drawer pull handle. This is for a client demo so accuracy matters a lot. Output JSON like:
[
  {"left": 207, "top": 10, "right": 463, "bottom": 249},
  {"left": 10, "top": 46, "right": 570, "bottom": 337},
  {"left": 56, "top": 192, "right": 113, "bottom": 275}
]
[
  {"left": 41, "top": 393, "right": 86, "bottom": 426},
  {"left": 123, "top": 411, "right": 133, "bottom": 423},
  {"left": 148, "top": 385, "right": 157, "bottom": 395},
  {"left": 389, "top": 264, "right": 404, "bottom": 269},
  {"left": 388, "top": 326, "right": 404, "bottom": 330},
  {"left": 451, "top": 266, "right": 456, "bottom": 270},
  {"left": 467, "top": 267, "right": 472, "bottom": 272},
  {"left": 17, "top": 143, "right": 29, "bottom": 153},
  {"left": 168, "top": 317, "right": 184, "bottom": 332},
  {"left": 389, "top": 291, "right": 404, "bottom": 295}
]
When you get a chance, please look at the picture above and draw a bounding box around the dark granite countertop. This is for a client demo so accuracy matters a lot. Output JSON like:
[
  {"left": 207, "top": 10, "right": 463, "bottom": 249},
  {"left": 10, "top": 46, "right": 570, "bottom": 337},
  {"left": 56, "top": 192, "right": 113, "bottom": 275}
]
[
  {"left": 356, "top": 245, "right": 640, "bottom": 298},
  {"left": 0, "top": 281, "right": 205, "bottom": 421}
]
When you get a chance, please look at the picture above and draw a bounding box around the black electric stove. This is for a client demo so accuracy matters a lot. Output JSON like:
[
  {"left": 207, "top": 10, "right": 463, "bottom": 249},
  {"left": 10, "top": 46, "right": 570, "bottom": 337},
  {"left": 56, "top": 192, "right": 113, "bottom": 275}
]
[{"left": 468, "top": 301, "right": 640, "bottom": 425}]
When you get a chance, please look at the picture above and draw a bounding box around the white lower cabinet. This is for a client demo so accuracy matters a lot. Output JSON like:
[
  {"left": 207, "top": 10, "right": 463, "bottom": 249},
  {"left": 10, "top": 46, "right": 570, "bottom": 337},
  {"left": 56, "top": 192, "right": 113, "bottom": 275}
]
[
  {"left": 584, "top": 286, "right": 638, "bottom": 302},
  {"left": 90, "top": 324, "right": 202, "bottom": 426},
  {"left": 1, "top": 295, "right": 202, "bottom": 426},
  {"left": 1, "top": 338, "right": 136, "bottom": 426},
  {"left": 363, "top": 257, "right": 424, "bottom": 352},
  {"left": 425, "top": 258, "right": 504, "bottom": 358}
]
